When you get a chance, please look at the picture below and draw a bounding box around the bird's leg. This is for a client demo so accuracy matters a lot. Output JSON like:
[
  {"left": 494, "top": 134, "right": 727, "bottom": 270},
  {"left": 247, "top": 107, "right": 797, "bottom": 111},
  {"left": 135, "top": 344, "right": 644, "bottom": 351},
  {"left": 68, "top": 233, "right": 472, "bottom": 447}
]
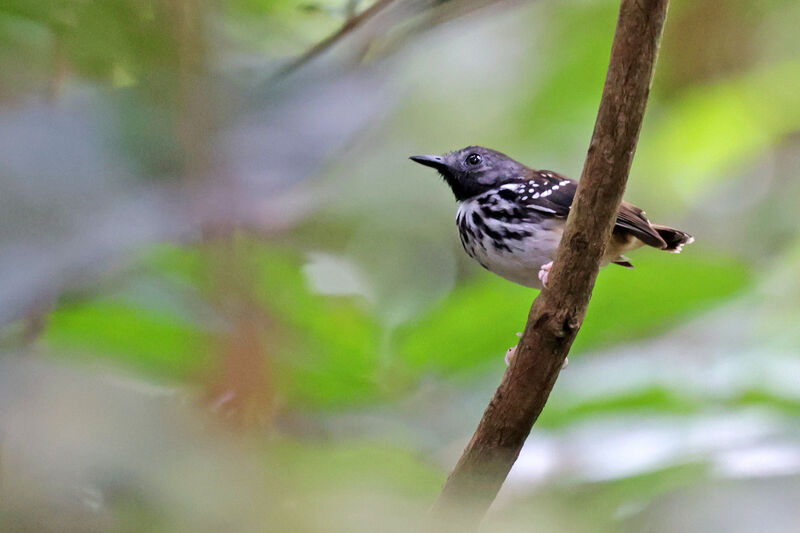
[
  {"left": 538, "top": 261, "right": 553, "bottom": 287},
  {"left": 505, "top": 331, "right": 568, "bottom": 369}
]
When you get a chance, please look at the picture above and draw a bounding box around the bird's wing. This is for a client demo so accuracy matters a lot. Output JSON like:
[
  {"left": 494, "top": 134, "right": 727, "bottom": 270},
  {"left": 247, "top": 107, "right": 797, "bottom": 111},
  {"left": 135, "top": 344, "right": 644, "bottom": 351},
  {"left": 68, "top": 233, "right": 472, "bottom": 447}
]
[
  {"left": 509, "top": 170, "right": 576, "bottom": 217},
  {"left": 512, "top": 170, "right": 667, "bottom": 248}
]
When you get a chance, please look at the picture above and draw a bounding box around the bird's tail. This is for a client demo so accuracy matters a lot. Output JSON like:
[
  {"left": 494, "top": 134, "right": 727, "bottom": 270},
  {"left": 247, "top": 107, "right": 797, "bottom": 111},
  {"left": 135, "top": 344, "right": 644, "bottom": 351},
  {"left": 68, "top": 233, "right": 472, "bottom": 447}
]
[{"left": 653, "top": 225, "right": 694, "bottom": 253}]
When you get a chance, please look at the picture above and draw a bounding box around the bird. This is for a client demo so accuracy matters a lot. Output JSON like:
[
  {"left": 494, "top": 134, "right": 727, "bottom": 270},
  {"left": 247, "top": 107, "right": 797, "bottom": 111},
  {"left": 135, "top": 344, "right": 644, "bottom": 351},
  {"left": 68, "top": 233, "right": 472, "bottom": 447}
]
[{"left": 410, "top": 146, "right": 694, "bottom": 290}]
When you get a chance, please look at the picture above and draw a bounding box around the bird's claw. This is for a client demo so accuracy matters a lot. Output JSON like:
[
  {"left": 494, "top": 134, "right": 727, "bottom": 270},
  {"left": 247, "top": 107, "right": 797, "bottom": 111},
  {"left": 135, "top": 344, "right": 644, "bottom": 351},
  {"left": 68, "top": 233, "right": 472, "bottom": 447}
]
[{"left": 538, "top": 261, "right": 553, "bottom": 287}]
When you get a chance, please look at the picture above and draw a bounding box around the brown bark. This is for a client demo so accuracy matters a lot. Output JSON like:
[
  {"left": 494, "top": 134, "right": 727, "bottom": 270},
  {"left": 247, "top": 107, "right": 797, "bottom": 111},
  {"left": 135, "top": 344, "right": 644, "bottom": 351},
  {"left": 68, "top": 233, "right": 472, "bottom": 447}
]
[{"left": 430, "top": 0, "right": 670, "bottom": 525}]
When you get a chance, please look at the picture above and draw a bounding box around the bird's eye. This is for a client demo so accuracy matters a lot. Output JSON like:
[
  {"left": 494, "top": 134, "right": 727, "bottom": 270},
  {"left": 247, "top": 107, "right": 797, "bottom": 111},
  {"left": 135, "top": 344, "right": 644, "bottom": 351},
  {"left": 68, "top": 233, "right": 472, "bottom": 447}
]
[{"left": 465, "top": 153, "right": 482, "bottom": 166}]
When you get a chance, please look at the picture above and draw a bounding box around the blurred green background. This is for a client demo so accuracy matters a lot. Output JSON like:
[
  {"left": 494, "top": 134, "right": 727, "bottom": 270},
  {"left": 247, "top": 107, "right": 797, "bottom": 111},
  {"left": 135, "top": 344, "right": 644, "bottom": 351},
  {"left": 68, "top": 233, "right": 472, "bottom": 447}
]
[{"left": 1, "top": 0, "right": 799, "bottom": 531}]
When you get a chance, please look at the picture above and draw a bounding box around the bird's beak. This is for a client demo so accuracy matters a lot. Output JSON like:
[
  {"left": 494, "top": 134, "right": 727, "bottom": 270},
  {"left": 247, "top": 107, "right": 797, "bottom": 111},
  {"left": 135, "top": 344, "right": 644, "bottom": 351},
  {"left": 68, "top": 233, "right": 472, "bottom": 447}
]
[{"left": 409, "top": 154, "right": 446, "bottom": 170}]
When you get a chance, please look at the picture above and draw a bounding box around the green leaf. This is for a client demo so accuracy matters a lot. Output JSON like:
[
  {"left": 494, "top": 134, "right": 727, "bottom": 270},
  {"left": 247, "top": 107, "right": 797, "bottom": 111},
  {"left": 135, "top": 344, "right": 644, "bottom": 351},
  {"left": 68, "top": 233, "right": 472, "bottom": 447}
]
[{"left": 44, "top": 299, "right": 212, "bottom": 381}]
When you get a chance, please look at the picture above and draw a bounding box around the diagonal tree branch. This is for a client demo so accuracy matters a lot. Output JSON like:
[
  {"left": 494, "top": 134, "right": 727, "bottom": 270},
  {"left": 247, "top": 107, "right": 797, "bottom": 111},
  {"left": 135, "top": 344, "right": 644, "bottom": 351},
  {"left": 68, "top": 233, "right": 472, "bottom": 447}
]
[
  {"left": 273, "top": 0, "right": 526, "bottom": 79},
  {"left": 430, "top": 0, "right": 670, "bottom": 525},
  {"left": 273, "top": 0, "right": 397, "bottom": 77}
]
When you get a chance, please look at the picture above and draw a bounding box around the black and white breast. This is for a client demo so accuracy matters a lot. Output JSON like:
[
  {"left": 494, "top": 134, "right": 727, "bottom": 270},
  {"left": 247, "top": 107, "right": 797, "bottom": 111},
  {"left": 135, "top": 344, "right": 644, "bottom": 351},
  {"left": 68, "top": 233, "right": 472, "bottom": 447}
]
[{"left": 455, "top": 184, "right": 566, "bottom": 289}]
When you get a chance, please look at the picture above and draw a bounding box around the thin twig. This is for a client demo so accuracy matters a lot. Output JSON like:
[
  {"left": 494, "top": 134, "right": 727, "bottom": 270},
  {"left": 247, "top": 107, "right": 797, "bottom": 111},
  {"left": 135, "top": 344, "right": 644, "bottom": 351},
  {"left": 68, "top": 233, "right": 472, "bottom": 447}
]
[
  {"left": 430, "top": 0, "right": 670, "bottom": 526},
  {"left": 274, "top": 0, "right": 397, "bottom": 78},
  {"left": 274, "top": 0, "right": 528, "bottom": 79}
]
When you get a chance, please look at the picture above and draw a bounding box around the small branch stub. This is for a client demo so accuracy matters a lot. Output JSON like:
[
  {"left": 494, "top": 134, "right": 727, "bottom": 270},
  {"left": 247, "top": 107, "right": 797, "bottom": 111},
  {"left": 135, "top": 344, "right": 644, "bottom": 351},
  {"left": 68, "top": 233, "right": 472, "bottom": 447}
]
[{"left": 430, "top": 0, "right": 670, "bottom": 526}]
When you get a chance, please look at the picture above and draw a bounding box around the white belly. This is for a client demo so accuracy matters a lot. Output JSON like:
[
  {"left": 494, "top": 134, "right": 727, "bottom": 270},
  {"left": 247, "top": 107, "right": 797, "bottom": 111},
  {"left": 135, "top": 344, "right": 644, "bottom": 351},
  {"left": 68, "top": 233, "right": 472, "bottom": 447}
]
[{"left": 456, "top": 199, "right": 564, "bottom": 289}]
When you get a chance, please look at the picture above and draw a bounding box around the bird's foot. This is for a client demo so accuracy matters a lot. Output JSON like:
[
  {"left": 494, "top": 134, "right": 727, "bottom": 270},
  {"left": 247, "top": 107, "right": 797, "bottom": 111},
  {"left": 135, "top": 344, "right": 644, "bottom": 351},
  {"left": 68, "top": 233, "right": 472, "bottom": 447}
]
[
  {"left": 538, "top": 261, "right": 553, "bottom": 287},
  {"left": 505, "top": 332, "right": 523, "bottom": 366},
  {"left": 505, "top": 331, "right": 568, "bottom": 370},
  {"left": 504, "top": 345, "right": 518, "bottom": 366}
]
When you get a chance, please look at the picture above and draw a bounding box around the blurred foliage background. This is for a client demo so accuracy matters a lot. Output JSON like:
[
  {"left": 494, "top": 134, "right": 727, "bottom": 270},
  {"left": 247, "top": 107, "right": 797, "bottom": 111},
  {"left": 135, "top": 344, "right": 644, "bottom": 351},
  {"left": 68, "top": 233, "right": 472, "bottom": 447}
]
[{"left": 1, "top": 0, "right": 799, "bottom": 531}]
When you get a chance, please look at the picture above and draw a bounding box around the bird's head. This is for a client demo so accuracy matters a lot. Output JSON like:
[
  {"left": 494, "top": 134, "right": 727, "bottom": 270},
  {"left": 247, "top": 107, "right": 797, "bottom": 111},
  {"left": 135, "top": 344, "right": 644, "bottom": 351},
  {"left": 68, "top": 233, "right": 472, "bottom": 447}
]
[{"left": 410, "top": 146, "right": 527, "bottom": 201}]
